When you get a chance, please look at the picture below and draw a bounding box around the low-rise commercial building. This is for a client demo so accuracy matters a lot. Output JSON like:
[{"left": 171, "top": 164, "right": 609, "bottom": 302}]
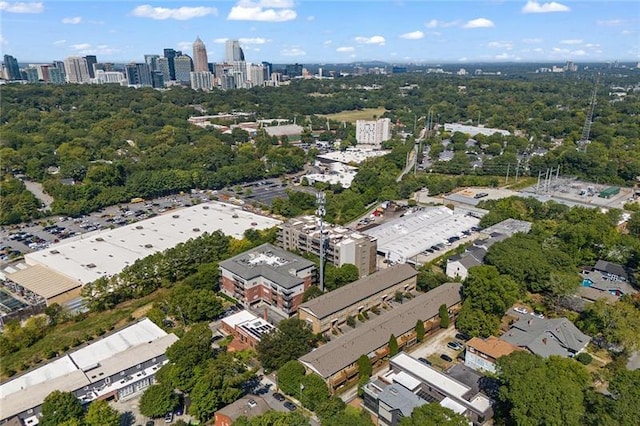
[
  {"left": 220, "top": 310, "right": 274, "bottom": 350},
  {"left": 0, "top": 318, "right": 178, "bottom": 425},
  {"left": 219, "top": 243, "right": 315, "bottom": 317},
  {"left": 363, "top": 353, "right": 493, "bottom": 426},
  {"left": 297, "top": 264, "right": 417, "bottom": 334},
  {"left": 299, "top": 283, "right": 462, "bottom": 392},
  {"left": 277, "top": 216, "right": 377, "bottom": 277}
]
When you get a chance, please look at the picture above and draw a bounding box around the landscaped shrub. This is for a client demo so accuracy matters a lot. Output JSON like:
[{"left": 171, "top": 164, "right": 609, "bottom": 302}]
[{"left": 576, "top": 353, "right": 592, "bottom": 365}]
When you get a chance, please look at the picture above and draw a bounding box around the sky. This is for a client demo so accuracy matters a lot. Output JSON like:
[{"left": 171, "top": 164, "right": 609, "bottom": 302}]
[{"left": 1, "top": 0, "right": 638, "bottom": 64}]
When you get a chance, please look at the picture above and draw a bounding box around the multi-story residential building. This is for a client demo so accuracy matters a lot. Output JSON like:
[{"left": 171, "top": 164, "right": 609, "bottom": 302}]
[
  {"left": 125, "top": 63, "right": 152, "bottom": 87},
  {"left": 174, "top": 55, "right": 193, "bottom": 83},
  {"left": 190, "top": 71, "right": 213, "bottom": 90},
  {"left": 355, "top": 118, "right": 391, "bottom": 149},
  {"left": 95, "top": 70, "right": 125, "bottom": 84},
  {"left": 64, "top": 56, "right": 90, "bottom": 83},
  {"left": 248, "top": 63, "right": 265, "bottom": 87},
  {"left": 24, "top": 67, "right": 39, "bottom": 83},
  {"left": 299, "top": 283, "right": 463, "bottom": 393},
  {"left": 0, "top": 319, "right": 178, "bottom": 425},
  {"left": 49, "top": 65, "right": 66, "bottom": 84},
  {"left": 277, "top": 215, "right": 377, "bottom": 278},
  {"left": 464, "top": 336, "right": 521, "bottom": 373},
  {"left": 193, "top": 36, "right": 209, "bottom": 73},
  {"left": 144, "top": 54, "right": 160, "bottom": 71},
  {"left": 219, "top": 243, "right": 316, "bottom": 317},
  {"left": 298, "top": 264, "right": 418, "bottom": 334},
  {"left": 156, "top": 57, "right": 170, "bottom": 81}
]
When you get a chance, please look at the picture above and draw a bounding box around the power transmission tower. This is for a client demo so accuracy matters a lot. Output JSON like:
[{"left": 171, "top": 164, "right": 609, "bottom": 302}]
[{"left": 577, "top": 73, "right": 599, "bottom": 153}]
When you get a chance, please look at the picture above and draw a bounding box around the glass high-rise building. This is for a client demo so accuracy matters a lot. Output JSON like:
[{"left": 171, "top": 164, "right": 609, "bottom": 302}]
[
  {"left": 144, "top": 54, "right": 160, "bottom": 71},
  {"left": 192, "top": 37, "right": 209, "bottom": 73},
  {"left": 225, "top": 40, "right": 244, "bottom": 62},
  {"left": 84, "top": 55, "right": 97, "bottom": 78},
  {"left": 174, "top": 55, "right": 193, "bottom": 83},
  {"left": 163, "top": 48, "right": 177, "bottom": 80},
  {"left": 3, "top": 54, "right": 21, "bottom": 80}
]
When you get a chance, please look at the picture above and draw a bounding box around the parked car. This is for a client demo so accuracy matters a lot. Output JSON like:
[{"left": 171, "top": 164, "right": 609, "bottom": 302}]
[
  {"left": 418, "top": 357, "right": 432, "bottom": 365},
  {"left": 447, "top": 341, "right": 463, "bottom": 351},
  {"left": 455, "top": 332, "right": 471, "bottom": 341},
  {"left": 248, "top": 399, "right": 257, "bottom": 408},
  {"left": 273, "top": 392, "right": 286, "bottom": 402},
  {"left": 514, "top": 307, "right": 529, "bottom": 314},
  {"left": 284, "top": 401, "right": 297, "bottom": 411},
  {"left": 164, "top": 412, "right": 173, "bottom": 424},
  {"left": 440, "top": 354, "right": 453, "bottom": 362}
]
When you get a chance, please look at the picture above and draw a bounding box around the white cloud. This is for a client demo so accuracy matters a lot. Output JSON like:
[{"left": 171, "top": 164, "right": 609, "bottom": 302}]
[
  {"left": 281, "top": 47, "right": 305, "bottom": 56},
  {"left": 228, "top": 0, "right": 296, "bottom": 22},
  {"left": 571, "top": 49, "right": 586, "bottom": 56},
  {"left": 307, "top": 15, "right": 314, "bottom": 21},
  {"left": 62, "top": 16, "right": 82, "bottom": 24},
  {"left": 0, "top": 1, "right": 43, "bottom": 13},
  {"left": 488, "top": 41, "right": 514, "bottom": 49},
  {"left": 522, "top": 38, "right": 543, "bottom": 44},
  {"left": 495, "top": 53, "right": 514, "bottom": 60},
  {"left": 522, "top": 1, "right": 570, "bottom": 14},
  {"left": 177, "top": 41, "right": 192, "bottom": 51},
  {"left": 53, "top": 39, "right": 66, "bottom": 46},
  {"left": 400, "top": 30, "right": 424, "bottom": 40},
  {"left": 596, "top": 19, "right": 626, "bottom": 26},
  {"left": 70, "top": 43, "right": 119, "bottom": 56},
  {"left": 239, "top": 37, "right": 268, "bottom": 44},
  {"left": 425, "top": 19, "right": 459, "bottom": 29},
  {"left": 214, "top": 38, "right": 228, "bottom": 44},
  {"left": 323, "top": 40, "right": 332, "bottom": 46},
  {"left": 336, "top": 46, "right": 355, "bottom": 53},
  {"left": 131, "top": 4, "right": 217, "bottom": 20},
  {"left": 463, "top": 18, "right": 494, "bottom": 29},
  {"left": 355, "top": 35, "right": 386, "bottom": 45},
  {"left": 621, "top": 29, "right": 634, "bottom": 35},
  {"left": 560, "top": 39, "right": 582, "bottom": 45}
]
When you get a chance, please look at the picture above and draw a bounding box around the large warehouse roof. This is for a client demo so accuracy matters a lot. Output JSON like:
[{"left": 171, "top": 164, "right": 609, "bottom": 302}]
[
  {"left": 24, "top": 201, "right": 281, "bottom": 285},
  {"left": 363, "top": 206, "right": 480, "bottom": 263}
]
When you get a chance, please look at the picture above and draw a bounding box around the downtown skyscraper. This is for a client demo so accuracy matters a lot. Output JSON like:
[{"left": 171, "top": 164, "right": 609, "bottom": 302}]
[
  {"left": 225, "top": 39, "right": 244, "bottom": 62},
  {"left": 192, "top": 37, "right": 209, "bottom": 73}
]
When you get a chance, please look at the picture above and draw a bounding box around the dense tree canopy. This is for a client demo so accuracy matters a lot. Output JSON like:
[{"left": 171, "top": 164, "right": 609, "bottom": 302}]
[
  {"left": 139, "top": 383, "right": 180, "bottom": 418},
  {"left": 399, "top": 403, "right": 469, "bottom": 426},
  {"left": 257, "top": 318, "right": 318, "bottom": 372},
  {"left": 40, "top": 391, "right": 84, "bottom": 426}
]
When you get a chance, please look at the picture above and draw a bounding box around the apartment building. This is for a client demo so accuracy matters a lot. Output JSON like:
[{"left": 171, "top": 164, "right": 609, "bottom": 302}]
[
  {"left": 297, "top": 264, "right": 418, "bottom": 334},
  {"left": 219, "top": 243, "right": 316, "bottom": 317},
  {"left": 276, "top": 215, "right": 377, "bottom": 277},
  {"left": 355, "top": 118, "right": 391, "bottom": 149}
]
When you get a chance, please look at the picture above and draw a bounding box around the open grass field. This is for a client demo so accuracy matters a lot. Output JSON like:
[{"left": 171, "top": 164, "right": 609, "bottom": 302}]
[{"left": 321, "top": 107, "right": 387, "bottom": 123}]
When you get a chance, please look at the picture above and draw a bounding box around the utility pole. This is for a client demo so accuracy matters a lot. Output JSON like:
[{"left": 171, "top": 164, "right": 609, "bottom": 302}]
[
  {"left": 536, "top": 171, "right": 542, "bottom": 193},
  {"left": 515, "top": 159, "right": 520, "bottom": 182},
  {"left": 316, "top": 192, "right": 326, "bottom": 292},
  {"left": 506, "top": 163, "right": 510, "bottom": 184}
]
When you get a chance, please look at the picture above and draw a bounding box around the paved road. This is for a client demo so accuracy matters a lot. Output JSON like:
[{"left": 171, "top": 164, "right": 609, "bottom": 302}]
[{"left": 22, "top": 180, "right": 54, "bottom": 210}]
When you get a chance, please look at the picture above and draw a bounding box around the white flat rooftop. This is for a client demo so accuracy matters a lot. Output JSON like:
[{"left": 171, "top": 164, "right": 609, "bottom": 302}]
[
  {"left": 24, "top": 201, "right": 281, "bottom": 285},
  {"left": 317, "top": 148, "right": 390, "bottom": 165},
  {"left": 363, "top": 206, "right": 480, "bottom": 263}
]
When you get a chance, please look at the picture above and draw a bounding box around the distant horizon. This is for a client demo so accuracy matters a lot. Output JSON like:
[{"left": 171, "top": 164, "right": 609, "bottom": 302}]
[{"left": 1, "top": 1, "right": 638, "bottom": 64}]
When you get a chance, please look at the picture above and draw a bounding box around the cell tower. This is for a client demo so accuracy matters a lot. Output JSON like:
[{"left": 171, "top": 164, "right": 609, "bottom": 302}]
[
  {"left": 577, "top": 73, "right": 599, "bottom": 153},
  {"left": 315, "top": 192, "right": 326, "bottom": 292}
]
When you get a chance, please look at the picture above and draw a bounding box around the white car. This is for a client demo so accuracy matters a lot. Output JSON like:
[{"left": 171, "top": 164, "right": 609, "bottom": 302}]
[
  {"left": 531, "top": 312, "right": 545, "bottom": 319},
  {"left": 514, "top": 307, "right": 528, "bottom": 314}
]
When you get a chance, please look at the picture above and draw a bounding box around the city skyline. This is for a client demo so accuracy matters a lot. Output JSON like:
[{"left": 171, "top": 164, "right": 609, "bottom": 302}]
[{"left": 0, "top": 1, "right": 638, "bottom": 64}]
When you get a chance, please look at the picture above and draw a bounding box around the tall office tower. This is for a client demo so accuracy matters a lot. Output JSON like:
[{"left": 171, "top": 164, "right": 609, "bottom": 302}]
[
  {"left": 225, "top": 39, "right": 244, "bottom": 62},
  {"left": 144, "top": 54, "right": 160, "bottom": 71},
  {"left": 125, "top": 63, "right": 152, "bottom": 86},
  {"left": 174, "top": 55, "right": 193, "bottom": 83},
  {"left": 3, "top": 55, "right": 21, "bottom": 80},
  {"left": 84, "top": 55, "right": 97, "bottom": 78},
  {"left": 192, "top": 36, "right": 209, "bottom": 73},
  {"left": 151, "top": 71, "right": 164, "bottom": 88},
  {"left": 261, "top": 61, "right": 272, "bottom": 81},
  {"left": 156, "top": 57, "right": 170, "bottom": 81},
  {"left": 285, "top": 63, "right": 303, "bottom": 78},
  {"left": 64, "top": 56, "right": 90, "bottom": 83},
  {"left": 190, "top": 71, "right": 212, "bottom": 90},
  {"left": 355, "top": 118, "right": 391, "bottom": 149},
  {"left": 163, "top": 48, "right": 177, "bottom": 80}
]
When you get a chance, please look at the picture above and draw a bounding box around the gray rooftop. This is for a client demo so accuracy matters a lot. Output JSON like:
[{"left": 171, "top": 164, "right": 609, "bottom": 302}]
[
  {"left": 219, "top": 243, "right": 315, "bottom": 290},
  {"left": 298, "top": 264, "right": 417, "bottom": 320},
  {"left": 481, "top": 218, "right": 532, "bottom": 237},
  {"left": 593, "top": 260, "right": 628, "bottom": 280},
  {"left": 378, "top": 384, "right": 425, "bottom": 417},
  {"left": 299, "top": 283, "right": 463, "bottom": 378},
  {"left": 501, "top": 317, "right": 590, "bottom": 358},
  {"left": 215, "top": 395, "right": 271, "bottom": 422},
  {"left": 581, "top": 270, "right": 637, "bottom": 296}
]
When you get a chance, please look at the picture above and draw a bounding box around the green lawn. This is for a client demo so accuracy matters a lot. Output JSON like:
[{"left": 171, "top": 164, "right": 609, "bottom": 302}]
[{"left": 321, "top": 107, "right": 387, "bottom": 123}]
